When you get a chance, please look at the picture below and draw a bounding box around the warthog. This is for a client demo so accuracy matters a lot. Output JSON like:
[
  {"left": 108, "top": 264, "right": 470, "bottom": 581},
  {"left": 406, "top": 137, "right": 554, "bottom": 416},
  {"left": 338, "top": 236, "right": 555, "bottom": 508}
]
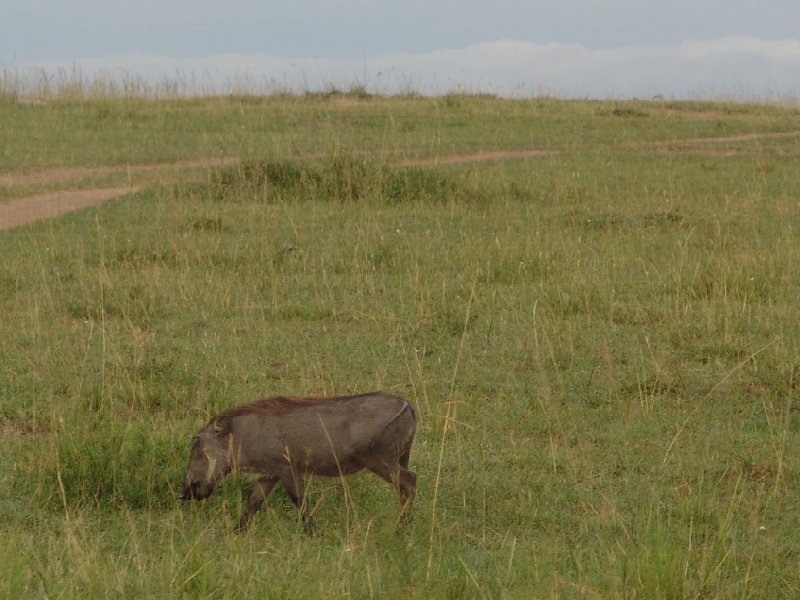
[{"left": 180, "top": 391, "right": 417, "bottom": 533}]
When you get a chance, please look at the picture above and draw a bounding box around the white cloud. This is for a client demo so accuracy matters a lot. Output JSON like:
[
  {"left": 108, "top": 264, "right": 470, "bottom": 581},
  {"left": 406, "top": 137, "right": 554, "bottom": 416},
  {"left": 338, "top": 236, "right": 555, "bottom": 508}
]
[{"left": 9, "top": 36, "right": 800, "bottom": 100}]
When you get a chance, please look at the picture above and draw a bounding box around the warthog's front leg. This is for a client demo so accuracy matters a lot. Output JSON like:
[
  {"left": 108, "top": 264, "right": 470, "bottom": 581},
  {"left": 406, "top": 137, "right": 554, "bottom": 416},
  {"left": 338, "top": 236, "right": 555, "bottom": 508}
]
[
  {"left": 279, "top": 471, "right": 316, "bottom": 535},
  {"left": 238, "top": 476, "right": 278, "bottom": 530}
]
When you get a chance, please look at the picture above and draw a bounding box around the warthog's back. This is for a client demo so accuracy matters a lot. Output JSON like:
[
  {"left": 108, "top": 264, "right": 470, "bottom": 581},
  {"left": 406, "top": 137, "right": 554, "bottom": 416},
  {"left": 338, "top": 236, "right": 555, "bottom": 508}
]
[{"left": 227, "top": 392, "right": 415, "bottom": 477}]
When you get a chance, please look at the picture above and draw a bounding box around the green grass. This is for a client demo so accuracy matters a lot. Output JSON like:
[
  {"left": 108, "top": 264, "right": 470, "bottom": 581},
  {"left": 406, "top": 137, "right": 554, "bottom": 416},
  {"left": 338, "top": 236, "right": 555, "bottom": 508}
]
[{"left": 1, "top": 91, "right": 800, "bottom": 597}]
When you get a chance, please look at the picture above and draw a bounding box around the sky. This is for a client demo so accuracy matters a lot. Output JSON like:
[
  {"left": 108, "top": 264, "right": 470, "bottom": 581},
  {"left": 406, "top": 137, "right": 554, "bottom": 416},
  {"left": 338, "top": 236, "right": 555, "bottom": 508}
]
[{"left": 2, "top": 0, "right": 800, "bottom": 99}]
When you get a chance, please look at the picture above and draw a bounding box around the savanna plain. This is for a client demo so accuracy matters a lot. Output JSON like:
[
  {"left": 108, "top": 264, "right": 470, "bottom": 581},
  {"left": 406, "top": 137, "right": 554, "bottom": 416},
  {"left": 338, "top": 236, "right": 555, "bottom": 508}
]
[{"left": 1, "top": 84, "right": 800, "bottom": 598}]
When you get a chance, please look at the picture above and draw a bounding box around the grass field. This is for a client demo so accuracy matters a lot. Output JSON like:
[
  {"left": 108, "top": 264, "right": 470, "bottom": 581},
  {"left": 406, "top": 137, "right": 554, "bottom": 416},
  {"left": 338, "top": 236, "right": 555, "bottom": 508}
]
[{"left": 1, "top": 89, "right": 800, "bottom": 598}]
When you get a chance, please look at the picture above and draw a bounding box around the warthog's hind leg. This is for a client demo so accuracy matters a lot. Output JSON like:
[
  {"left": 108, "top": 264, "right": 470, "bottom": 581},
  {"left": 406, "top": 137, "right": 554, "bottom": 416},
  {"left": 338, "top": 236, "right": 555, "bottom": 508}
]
[
  {"left": 362, "top": 458, "right": 417, "bottom": 526},
  {"left": 396, "top": 466, "right": 416, "bottom": 525}
]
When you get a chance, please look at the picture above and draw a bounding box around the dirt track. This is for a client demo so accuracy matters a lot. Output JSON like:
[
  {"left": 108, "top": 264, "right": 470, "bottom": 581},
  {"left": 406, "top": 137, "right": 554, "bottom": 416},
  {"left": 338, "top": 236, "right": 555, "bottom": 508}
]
[
  {"left": 400, "top": 149, "right": 555, "bottom": 166},
  {"left": 0, "top": 157, "right": 239, "bottom": 232},
  {"left": 2, "top": 128, "right": 798, "bottom": 231},
  {"left": 0, "top": 188, "right": 139, "bottom": 230}
]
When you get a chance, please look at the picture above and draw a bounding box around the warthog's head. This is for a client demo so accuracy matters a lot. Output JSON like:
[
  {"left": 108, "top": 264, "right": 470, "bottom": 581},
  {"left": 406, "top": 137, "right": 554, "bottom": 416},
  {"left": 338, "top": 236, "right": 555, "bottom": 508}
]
[{"left": 180, "top": 417, "right": 233, "bottom": 501}]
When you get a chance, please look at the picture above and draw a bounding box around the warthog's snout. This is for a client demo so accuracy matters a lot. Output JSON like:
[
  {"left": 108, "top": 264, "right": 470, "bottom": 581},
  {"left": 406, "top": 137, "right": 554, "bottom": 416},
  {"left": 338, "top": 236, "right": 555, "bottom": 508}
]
[
  {"left": 179, "top": 482, "right": 193, "bottom": 501},
  {"left": 180, "top": 481, "right": 214, "bottom": 501}
]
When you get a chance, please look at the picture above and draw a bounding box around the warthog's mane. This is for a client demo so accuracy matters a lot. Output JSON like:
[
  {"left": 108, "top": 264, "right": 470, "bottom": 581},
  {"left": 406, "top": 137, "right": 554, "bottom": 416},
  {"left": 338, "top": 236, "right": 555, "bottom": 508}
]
[{"left": 215, "top": 392, "right": 380, "bottom": 419}]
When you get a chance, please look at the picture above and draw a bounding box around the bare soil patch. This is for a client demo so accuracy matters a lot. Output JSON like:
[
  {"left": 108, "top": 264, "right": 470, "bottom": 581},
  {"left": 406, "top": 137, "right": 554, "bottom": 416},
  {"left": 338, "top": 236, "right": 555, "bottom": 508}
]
[
  {"left": 0, "top": 187, "right": 138, "bottom": 230},
  {"left": 675, "top": 129, "right": 800, "bottom": 144},
  {"left": 401, "top": 149, "right": 556, "bottom": 167},
  {"left": 0, "top": 157, "right": 239, "bottom": 187},
  {"left": 639, "top": 129, "right": 800, "bottom": 154},
  {"left": 0, "top": 157, "right": 239, "bottom": 231}
]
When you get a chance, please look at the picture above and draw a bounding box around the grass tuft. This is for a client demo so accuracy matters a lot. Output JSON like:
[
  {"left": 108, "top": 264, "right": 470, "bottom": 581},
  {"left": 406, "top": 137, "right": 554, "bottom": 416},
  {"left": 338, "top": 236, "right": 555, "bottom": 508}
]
[
  {"left": 198, "top": 158, "right": 482, "bottom": 204},
  {"left": 35, "top": 418, "right": 185, "bottom": 511}
]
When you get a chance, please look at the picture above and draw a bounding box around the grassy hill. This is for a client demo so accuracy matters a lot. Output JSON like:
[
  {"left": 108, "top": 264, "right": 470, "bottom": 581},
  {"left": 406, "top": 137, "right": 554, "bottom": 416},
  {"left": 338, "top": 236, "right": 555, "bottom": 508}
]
[{"left": 2, "top": 91, "right": 800, "bottom": 597}]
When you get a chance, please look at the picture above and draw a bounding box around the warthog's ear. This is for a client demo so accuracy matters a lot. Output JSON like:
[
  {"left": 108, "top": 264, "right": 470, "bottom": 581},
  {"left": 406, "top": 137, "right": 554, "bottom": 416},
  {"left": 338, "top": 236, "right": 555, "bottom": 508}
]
[{"left": 213, "top": 416, "right": 231, "bottom": 435}]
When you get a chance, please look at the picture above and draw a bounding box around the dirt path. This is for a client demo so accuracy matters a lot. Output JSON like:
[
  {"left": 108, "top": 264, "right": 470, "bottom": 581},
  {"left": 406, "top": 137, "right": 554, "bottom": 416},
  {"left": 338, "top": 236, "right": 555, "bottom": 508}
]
[
  {"left": 0, "top": 157, "right": 239, "bottom": 232},
  {"left": 0, "top": 187, "right": 139, "bottom": 231},
  {"left": 0, "top": 157, "right": 240, "bottom": 187},
  {"left": 400, "top": 149, "right": 555, "bottom": 167},
  {"left": 646, "top": 129, "right": 800, "bottom": 147},
  {"left": 1, "top": 127, "right": 798, "bottom": 231}
]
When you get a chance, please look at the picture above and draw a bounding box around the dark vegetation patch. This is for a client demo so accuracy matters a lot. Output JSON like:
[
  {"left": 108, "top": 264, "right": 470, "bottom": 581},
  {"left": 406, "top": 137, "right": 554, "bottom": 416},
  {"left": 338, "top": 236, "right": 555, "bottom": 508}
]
[
  {"left": 37, "top": 419, "right": 185, "bottom": 511},
  {"left": 0, "top": 266, "right": 18, "bottom": 300},
  {"left": 599, "top": 106, "right": 650, "bottom": 118},
  {"left": 180, "top": 158, "right": 484, "bottom": 204},
  {"left": 643, "top": 210, "right": 683, "bottom": 227},
  {"left": 186, "top": 216, "right": 227, "bottom": 233},
  {"left": 562, "top": 208, "right": 686, "bottom": 231}
]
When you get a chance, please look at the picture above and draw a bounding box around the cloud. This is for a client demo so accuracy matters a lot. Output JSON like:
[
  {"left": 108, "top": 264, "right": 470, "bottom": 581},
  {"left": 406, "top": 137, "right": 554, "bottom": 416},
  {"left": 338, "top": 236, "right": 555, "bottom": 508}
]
[{"left": 9, "top": 36, "right": 800, "bottom": 100}]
